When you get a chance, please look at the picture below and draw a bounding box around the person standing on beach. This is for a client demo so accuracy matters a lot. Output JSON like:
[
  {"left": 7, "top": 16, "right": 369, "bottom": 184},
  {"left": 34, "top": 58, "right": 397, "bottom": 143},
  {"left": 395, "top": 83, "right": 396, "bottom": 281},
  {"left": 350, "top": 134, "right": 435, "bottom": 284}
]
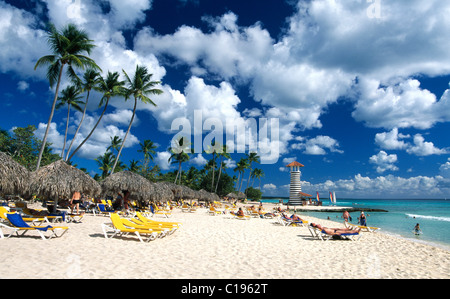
[
  {"left": 70, "top": 191, "right": 82, "bottom": 214},
  {"left": 359, "top": 211, "right": 367, "bottom": 226},
  {"left": 343, "top": 210, "right": 352, "bottom": 222}
]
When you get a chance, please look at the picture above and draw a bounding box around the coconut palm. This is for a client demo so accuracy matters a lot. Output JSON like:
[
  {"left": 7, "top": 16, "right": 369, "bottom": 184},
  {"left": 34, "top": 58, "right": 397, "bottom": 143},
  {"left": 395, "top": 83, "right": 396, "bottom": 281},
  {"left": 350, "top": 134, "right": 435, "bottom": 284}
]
[
  {"left": 111, "top": 65, "right": 163, "bottom": 174},
  {"left": 245, "top": 152, "right": 260, "bottom": 196},
  {"left": 234, "top": 158, "right": 249, "bottom": 193},
  {"left": 128, "top": 159, "right": 140, "bottom": 173},
  {"left": 34, "top": 23, "right": 100, "bottom": 170},
  {"left": 55, "top": 85, "right": 84, "bottom": 159},
  {"left": 96, "top": 151, "right": 115, "bottom": 179},
  {"left": 204, "top": 140, "right": 221, "bottom": 192},
  {"left": 65, "top": 68, "right": 101, "bottom": 161},
  {"left": 107, "top": 136, "right": 122, "bottom": 155},
  {"left": 168, "top": 137, "right": 192, "bottom": 185},
  {"left": 138, "top": 139, "right": 158, "bottom": 175},
  {"left": 67, "top": 71, "right": 124, "bottom": 162},
  {"left": 215, "top": 145, "right": 230, "bottom": 193},
  {"left": 251, "top": 168, "right": 264, "bottom": 189}
]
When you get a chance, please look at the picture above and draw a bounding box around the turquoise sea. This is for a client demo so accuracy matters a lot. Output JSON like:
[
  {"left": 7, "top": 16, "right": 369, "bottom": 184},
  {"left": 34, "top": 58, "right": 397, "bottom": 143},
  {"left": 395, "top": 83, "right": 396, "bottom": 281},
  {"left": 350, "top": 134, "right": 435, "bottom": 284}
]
[{"left": 261, "top": 198, "right": 450, "bottom": 250}]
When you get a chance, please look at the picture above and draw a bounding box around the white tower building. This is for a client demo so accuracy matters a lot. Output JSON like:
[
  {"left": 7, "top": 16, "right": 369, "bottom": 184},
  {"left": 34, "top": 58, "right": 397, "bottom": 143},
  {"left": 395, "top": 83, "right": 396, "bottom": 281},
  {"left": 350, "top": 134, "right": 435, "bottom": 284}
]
[{"left": 286, "top": 161, "right": 304, "bottom": 206}]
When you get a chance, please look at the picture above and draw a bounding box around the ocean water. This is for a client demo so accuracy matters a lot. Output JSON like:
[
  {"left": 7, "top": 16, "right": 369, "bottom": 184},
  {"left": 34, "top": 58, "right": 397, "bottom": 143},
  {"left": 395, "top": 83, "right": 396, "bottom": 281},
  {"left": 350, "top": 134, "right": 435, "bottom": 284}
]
[{"left": 261, "top": 198, "right": 450, "bottom": 250}]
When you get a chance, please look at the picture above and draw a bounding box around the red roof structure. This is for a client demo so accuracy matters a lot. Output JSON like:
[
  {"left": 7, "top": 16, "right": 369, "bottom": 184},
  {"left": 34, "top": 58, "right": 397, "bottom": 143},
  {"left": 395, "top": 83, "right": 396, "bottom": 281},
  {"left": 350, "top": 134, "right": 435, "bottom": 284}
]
[
  {"left": 299, "top": 192, "right": 313, "bottom": 198},
  {"left": 285, "top": 161, "right": 304, "bottom": 167}
]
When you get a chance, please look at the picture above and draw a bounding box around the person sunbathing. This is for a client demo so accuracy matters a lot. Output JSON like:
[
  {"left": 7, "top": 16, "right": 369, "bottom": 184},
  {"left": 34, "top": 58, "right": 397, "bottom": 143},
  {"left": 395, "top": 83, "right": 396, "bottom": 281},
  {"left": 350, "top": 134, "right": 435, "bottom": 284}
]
[{"left": 311, "top": 223, "right": 361, "bottom": 235}]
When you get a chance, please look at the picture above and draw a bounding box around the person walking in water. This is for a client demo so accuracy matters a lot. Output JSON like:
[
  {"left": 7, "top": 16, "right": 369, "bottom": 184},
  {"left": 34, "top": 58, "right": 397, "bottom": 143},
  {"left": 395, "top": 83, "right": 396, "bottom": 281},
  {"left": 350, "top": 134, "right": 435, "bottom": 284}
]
[{"left": 414, "top": 223, "right": 422, "bottom": 235}]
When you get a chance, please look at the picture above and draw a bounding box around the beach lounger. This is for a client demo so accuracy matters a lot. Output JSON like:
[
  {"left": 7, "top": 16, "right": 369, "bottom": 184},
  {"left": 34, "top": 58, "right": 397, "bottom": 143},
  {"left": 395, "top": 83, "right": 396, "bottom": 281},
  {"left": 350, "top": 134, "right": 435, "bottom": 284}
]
[
  {"left": 310, "top": 225, "right": 361, "bottom": 241},
  {"left": 0, "top": 207, "right": 50, "bottom": 225},
  {"left": 101, "top": 213, "right": 159, "bottom": 243},
  {"left": 344, "top": 221, "right": 380, "bottom": 232},
  {"left": 119, "top": 217, "right": 170, "bottom": 238},
  {"left": 133, "top": 212, "right": 181, "bottom": 229},
  {"left": 1, "top": 213, "right": 68, "bottom": 240},
  {"left": 96, "top": 204, "right": 114, "bottom": 216},
  {"left": 150, "top": 205, "right": 172, "bottom": 218},
  {"left": 181, "top": 203, "right": 196, "bottom": 213},
  {"left": 208, "top": 206, "right": 222, "bottom": 216},
  {"left": 278, "top": 215, "right": 308, "bottom": 227},
  {"left": 22, "top": 207, "right": 64, "bottom": 223},
  {"left": 66, "top": 212, "right": 85, "bottom": 223}
]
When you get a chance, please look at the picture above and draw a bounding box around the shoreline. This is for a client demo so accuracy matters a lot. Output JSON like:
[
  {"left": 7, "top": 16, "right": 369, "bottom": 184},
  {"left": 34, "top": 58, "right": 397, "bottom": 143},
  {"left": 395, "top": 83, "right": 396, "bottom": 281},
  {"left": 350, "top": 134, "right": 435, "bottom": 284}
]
[{"left": 0, "top": 201, "right": 449, "bottom": 279}]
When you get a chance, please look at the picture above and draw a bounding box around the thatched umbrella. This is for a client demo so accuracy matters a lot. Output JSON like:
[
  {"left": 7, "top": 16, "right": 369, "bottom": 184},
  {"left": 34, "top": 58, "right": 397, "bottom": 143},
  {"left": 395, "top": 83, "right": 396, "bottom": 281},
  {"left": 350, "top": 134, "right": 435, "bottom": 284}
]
[
  {"left": 151, "top": 182, "right": 175, "bottom": 202},
  {"left": 100, "top": 171, "right": 154, "bottom": 204},
  {"left": 0, "top": 151, "right": 31, "bottom": 197},
  {"left": 158, "top": 181, "right": 182, "bottom": 198},
  {"left": 30, "top": 159, "right": 101, "bottom": 212},
  {"left": 227, "top": 191, "right": 245, "bottom": 199}
]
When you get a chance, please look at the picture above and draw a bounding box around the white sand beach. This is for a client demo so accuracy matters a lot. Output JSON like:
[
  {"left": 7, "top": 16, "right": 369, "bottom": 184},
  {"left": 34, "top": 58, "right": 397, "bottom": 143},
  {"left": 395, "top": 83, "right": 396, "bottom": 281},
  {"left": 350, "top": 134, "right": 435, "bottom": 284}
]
[{"left": 0, "top": 203, "right": 449, "bottom": 279}]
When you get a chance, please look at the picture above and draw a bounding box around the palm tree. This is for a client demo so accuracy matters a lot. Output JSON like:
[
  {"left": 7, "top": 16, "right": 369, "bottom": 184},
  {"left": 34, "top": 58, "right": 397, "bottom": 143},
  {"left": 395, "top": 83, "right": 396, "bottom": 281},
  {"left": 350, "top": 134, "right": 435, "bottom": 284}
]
[
  {"left": 205, "top": 140, "right": 220, "bottom": 192},
  {"left": 251, "top": 168, "right": 264, "bottom": 189},
  {"left": 34, "top": 23, "right": 100, "bottom": 170},
  {"left": 215, "top": 145, "right": 230, "bottom": 193},
  {"left": 245, "top": 152, "right": 260, "bottom": 196},
  {"left": 67, "top": 71, "right": 124, "bottom": 162},
  {"left": 55, "top": 85, "right": 84, "bottom": 158},
  {"left": 107, "top": 136, "right": 122, "bottom": 155},
  {"left": 234, "top": 158, "right": 249, "bottom": 193},
  {"left": 96, "top": 151, "right": 115, "bottom": 179},
  {"left": 168, "top": 137, "right": 192, "bottom": 185},
  {"left": 65, "top": 68, "right": 101, "bottom": 161},
  {"left": 111, "top": 65, "right": 163, "bottom": 174},
  {"left": 128, "top": 159, "right": 140, "bottom": 173}
]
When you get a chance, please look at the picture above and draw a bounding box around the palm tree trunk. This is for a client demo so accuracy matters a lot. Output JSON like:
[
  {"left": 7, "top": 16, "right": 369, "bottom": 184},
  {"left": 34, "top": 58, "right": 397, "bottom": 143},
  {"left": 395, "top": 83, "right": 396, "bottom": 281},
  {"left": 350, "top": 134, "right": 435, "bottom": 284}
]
[
  {"left": 239, "top": 171, "right": 244, "bottom": 193},
  {"left": 246, "top": 164, "right": 252, "bottom": 196},
  {"left": 67, "top": 98, "right": 108, "bottom": 162},
  {"left": 36, "top": 64, "right": 64, "bottom": 171},
  {"left": 65, "top": 90, "right": 90, "bottom": 161},
  {"left": 111, "top": 97, "right": 137, "bottom": 174},
  {"left": 215, "top": 158, "right": 223, "bottom": 193},
  {"left": 61, "top": 104, "right": 71, "bottom": 158}
]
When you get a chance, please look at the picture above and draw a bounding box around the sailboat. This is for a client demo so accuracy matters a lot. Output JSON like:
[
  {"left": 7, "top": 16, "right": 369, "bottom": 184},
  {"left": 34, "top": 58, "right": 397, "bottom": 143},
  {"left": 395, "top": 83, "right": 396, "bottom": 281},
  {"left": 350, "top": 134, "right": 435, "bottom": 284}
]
[{"left": 329, "top": 191, "right": 337, "bottom": 205}]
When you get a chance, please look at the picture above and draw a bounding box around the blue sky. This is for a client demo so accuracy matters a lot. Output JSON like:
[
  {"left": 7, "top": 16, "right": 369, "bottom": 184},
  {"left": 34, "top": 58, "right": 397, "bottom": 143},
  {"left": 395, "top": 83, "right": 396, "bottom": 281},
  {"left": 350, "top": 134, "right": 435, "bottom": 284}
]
[{"left": 1, "top": 0, "right": 450, "bottom": 198}]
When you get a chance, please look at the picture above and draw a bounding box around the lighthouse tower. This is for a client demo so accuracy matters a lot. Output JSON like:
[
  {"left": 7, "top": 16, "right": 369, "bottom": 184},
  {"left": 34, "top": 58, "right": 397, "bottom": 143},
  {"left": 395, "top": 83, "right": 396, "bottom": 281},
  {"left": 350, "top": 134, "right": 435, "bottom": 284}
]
[{"left": 286, "top": 161, "right": 304, "bottom": 206}]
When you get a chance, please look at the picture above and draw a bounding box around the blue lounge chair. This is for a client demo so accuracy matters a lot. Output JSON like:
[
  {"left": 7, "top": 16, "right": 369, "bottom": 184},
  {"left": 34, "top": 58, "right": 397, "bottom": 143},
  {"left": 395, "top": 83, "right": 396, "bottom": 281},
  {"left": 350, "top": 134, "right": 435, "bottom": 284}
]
[
  {"left": 2, "top": 213, "right": 69, "bottom": 240},
  {"left": 96, "top": 203, "right": 114, "bottom": 216}
]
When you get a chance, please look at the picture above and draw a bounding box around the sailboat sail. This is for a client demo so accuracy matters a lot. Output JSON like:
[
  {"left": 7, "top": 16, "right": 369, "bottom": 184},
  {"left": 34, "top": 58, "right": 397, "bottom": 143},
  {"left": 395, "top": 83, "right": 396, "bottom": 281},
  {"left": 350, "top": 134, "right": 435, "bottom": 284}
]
[
  {"left": 333, "top": 191, "right": 336, "bottom": 204},
  {"left": 329, "top": 191, "right": 333, "bottom": 204}
]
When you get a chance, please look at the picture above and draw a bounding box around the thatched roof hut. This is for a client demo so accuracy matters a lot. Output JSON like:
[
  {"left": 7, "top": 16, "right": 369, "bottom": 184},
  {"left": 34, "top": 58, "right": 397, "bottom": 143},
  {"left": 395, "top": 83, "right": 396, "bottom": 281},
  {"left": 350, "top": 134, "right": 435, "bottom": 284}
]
[
  {"left": 226, "top": 191, "right": 246, "bottom": 199},
  {"left": 158, "top": 181, "right": 182, "bottom": 198},
  {"left": 30, "top": 160, "right": 101, "bottom": 211},
  {"left": 150, "top": 182, "right": 175, "bottom": 202},
  {"left": 0, "top": 152, "right": 31, "bottom": 197},
  {"left": 100, "top": 171, "right": 153, "bottom": 202}
]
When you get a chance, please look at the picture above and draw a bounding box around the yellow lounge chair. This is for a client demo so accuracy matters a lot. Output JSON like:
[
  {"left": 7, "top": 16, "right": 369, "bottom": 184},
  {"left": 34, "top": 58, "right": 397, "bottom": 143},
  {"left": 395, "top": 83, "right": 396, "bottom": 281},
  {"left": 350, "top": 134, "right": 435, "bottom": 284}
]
[
  {"left": 101, "top": 213, "right": 159, "bottom": 242},
  {"left": 150, "top": 205, "right": 172, "bottom": 218},
  {"left": 1, "top": 213, "right": 68, "bottom": 240},
  {"left": 119, "top": 217, "right": 170, "bottom": 238},
  {"left": 344, "top": 221, "right": 380, "bottom": 232},
  {"left": 208, "top": 206, "right": 222, "bottom": 216},
  {"left": 134, "top": 211, "right": 180, "bottom": 225}
]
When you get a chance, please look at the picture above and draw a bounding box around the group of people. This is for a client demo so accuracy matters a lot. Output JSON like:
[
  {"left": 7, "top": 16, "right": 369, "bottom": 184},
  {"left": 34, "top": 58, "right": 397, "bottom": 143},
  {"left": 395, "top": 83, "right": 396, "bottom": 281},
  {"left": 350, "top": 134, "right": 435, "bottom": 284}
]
[
  {"left": 343, "top": 210, "right": 367, "bottom": 226},
  {"left": 70, "top": 189, "right": 132, "bottom": 214}
]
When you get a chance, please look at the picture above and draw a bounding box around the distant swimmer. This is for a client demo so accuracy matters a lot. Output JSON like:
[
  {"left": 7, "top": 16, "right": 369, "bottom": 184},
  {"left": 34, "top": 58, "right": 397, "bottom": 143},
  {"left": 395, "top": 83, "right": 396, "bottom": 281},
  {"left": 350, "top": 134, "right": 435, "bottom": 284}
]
[{"left": 413, "top": 223, "right": 422, "bottom": 235}]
